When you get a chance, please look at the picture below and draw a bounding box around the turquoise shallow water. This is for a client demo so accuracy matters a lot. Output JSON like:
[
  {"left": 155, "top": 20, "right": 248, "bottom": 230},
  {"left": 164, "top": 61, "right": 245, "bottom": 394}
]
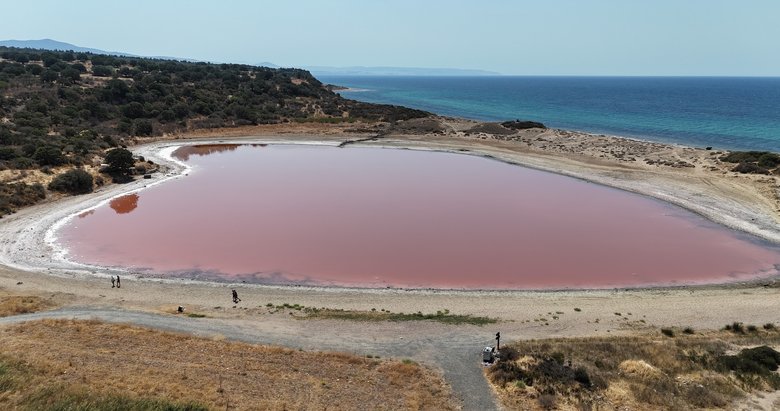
[{"left": 319, "top": 76, "right": 780, "bottom": 152}]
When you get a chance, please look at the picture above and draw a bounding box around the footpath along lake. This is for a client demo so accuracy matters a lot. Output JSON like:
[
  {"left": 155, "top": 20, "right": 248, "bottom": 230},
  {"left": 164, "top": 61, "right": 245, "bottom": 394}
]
[{"left": 56, "top": 144, "right": 780, "bottom": 289}]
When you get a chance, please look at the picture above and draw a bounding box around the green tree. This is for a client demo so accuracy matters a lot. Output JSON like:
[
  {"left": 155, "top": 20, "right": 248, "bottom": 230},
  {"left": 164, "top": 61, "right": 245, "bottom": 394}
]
[
  {"left": 92, "top": 65, "right": 113, "bottom": 77},
  {"left": 48, "top": 168, "right": 93, "bottom": 194},
  {"left": 104, "top": 148, "right": 134, "bottom": 174},
  {"left": 41, "top": 69, "right": 59, "bottom": 83},
  {"left": 33, "top": 146, "right": 66, "bottom": 166},
  {"left": 121, "top": 102, "right": 145, "bottom": 119},
  {"left": 134, "top": 120, "right": 153, "bottom": 136},
  {"left": 60, "top": 68, "right": 81, "bottom": 84}
]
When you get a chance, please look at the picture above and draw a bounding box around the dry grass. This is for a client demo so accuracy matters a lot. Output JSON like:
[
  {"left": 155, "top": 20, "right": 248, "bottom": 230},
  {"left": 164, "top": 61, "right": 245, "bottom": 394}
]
[
  {"left": 486, "top": 329, "right": 780, "bottom": 410},
  {"left": 0, "top": 319, "right": 457, "bottom": 410},
  {"left": 0, "top": 295, "right": 54, "bottom": 317}
]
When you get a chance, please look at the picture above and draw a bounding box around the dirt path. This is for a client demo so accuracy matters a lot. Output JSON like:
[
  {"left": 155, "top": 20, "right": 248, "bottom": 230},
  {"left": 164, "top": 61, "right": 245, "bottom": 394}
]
[{"left": 0, "top": 307, "right": 500, "bottom": 410}]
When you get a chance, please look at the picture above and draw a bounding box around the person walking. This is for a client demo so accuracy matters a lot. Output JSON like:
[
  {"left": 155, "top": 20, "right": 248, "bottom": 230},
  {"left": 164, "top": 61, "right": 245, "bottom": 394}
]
[
  {"left": 111, "top": 276, "right": 115, "bottom": 288},
  {"left": 116, "top": 275, "right": 121, "bottom": 288},
  {"left": 232, "top": 289, "right": 240, "bottom": 304}
]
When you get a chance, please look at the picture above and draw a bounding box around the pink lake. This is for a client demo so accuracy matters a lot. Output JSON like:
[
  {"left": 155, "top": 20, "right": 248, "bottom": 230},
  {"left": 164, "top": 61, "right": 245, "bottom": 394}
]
[{"left": 57, "top": 144, "right": 780, "bottom": 289}]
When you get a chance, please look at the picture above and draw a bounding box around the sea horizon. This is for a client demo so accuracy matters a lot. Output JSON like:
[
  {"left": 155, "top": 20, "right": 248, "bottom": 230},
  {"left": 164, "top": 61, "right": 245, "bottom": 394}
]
[{"left": 323, "top": 75, "right": 780, "bottom": 152}]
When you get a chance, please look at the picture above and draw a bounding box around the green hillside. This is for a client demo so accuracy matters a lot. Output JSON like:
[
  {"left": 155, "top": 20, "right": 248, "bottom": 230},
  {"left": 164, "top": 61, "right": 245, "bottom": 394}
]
[{"left": 0, "top": 47, "right": 429, "bottom": 214}]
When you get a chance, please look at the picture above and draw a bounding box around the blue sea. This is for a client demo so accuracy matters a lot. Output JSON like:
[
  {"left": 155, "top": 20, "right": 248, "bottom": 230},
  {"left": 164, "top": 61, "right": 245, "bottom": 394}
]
[{"left": 318, "top": 76, "right": 780, "bottom": 152}]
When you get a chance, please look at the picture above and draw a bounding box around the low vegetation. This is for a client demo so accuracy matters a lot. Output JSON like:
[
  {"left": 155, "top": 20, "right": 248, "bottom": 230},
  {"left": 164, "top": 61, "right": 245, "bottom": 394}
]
[
  {"left": 47, "top": 167, "right": 93, "bottom": 194},
  {"left": 720, "top": 151, "right": 780, "bottom": 175},
  {"left": 486, "top": 327, "right": 780, "bottom": 410},
  {"left": 0, "top": 295, "right": 54, "bottom": 317},
  {"left": 0, "top": 319, "right": 456, "bottom": 410},
  {"left": 500, "top": 120, "right": 547, "bottom": 130},
  {"left": 267, "top": 303, "right": 497, "bottom": 325},
  {"left": 0, "top": 46, "right": 430, "bottom": 214}
]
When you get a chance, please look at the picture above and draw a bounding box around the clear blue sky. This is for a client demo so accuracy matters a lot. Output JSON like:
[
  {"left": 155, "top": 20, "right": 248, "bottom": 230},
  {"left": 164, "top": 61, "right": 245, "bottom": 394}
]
[{"left": 2, "top": 0, "right": 778, "bottom": 75}]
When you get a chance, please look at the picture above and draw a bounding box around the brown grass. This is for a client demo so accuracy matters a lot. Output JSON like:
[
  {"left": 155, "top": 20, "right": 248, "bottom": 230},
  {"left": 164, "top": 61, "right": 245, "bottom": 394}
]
[
  {"left": 0, "top": 295, "right": 54, "bottom": 317},
  {"left": 0, "top": 319, "right": 457, "bottom": 410},
  {"left": 486, "top": 329, "right": 780, "bottom": 410}
]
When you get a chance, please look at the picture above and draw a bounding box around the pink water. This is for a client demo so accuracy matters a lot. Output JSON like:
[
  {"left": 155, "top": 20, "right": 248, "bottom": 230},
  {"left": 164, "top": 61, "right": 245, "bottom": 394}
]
[{"left": 58, "top": 144, "right": 780, "bottom": 289}]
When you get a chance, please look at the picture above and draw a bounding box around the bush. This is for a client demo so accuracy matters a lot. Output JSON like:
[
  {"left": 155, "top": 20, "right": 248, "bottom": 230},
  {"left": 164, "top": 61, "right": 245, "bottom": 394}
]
[
  {"left": 725, "top": 322, "right": 745, "bottom": 334},
  {"left": 48, "top": 169, "right": 93, "bottom": 194},
  {"left": 134, "top": 120, "right": 153, "bottom": 136},
  {"left": 661, "top": 328, "right": 675, "bottom": 337},
  {"left": 104, "top": 148, "right": 134, "bottom": 175},
  {"left": 501, "top": 120, "right": 547, "bottom": 130},
  {"left": 731, "top": 162, "right": 770, "bottom": 175},
  {"left": 33, "top": 145, "right": 66, "bottom": 166},
  {"left": 720, "top": 151, "right": 777, "bottom": 164},
  {"left": 573, "top": 367, "right": 591, "bottom": 386},
  {"left": 538, "top": 394, "right": 557, "bottom": 410},
  {"left": 758, "top": 153, "right": 780, "bottom": 168},
  {"left": 10, "top": 157, "right": 35, "bottom": 169},
  {"left": 718, "top": 346, "right": 780, "bottom": 376},
  {"left": 92, "top": 65, "right": 114, "bottom": 77},
  {"left": 488, "top": 360, "right": 533, "bottom": 387}
]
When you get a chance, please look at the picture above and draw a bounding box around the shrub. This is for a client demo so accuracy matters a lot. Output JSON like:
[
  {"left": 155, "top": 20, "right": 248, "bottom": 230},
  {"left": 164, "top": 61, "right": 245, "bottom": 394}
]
[
  {"left": 500, "top": 346, "right": 519, "bottom": 361},
  {"left": 33, "top": 145, "right": 66, "bottom": 166},
  {"left": 488, "top": 360, "right": 533, "bottom": 387},
  {"left": 104, "top": 148, "right": 134, "bottom": 175},
  {"left": 725, "top": 322, "right": 745, "bottom": 334},
  {"left": 134, "top": 120, "right": 153, "bottom": 136},
  {"left": 10, "top": 157, "right": 35, "bottom": 169},
  {"left": 538, "top": 394, "right": 557, "bottom": 410},
  {"left": 501, "top": 120, "right": 547, "bottom": 130},
  {"left": 718, "top": 346, "right": 780, "bottom": 377},
  {"left": 720, "top": 151, "right": 770, "bottom": 163},
  {"left": 573, "top": 367, "right": 591, "bottom": 387},
  {"left": 92, "top": 65, "right": 114, "bottom": 77},
  {"left": 0, "top": 147, "right": 19, "bottom": 161},
  {"left": 763, "top": 323, "right": 775, "bottom": 330},
  {"left": 683, "top": 327, "right": 695, "bottom": 335},
  {"left": 731, "top": 162, "right": 770, "bottom": 174},
  {"left": 551, "top": 352, "right": 565, "bottom": 365},
  {"left": 661, "top": 328, "right": 675, "bottom": 337},
  {"left": 48, "top": 169, "right": 93, "bottom": 194}
]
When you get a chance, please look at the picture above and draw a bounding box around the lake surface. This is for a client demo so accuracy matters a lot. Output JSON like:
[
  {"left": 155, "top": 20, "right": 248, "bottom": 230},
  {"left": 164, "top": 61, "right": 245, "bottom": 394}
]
[
  {"left": 57, "top": 144, "right": 780, "bottom": 289},
  {"left": 320, "top": 76, "right": 780, "bottom": 152}
]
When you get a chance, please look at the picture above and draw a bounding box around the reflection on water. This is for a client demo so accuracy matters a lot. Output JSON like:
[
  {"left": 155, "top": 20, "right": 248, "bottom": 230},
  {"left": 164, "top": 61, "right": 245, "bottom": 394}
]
[
  {"left": 172, "top": 144, "right": 266, "bottom": 161},
  {"left": 109, "top": 194, "right": 139, "bottom": 215},
  {"left": 62, "top": 144, "right": 780, "bottom": 289}
]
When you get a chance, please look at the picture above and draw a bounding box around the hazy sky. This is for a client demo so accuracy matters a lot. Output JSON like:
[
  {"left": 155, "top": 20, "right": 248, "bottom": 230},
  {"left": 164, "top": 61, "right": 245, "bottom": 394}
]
[{"left": 2, "top": 0, "right": 778, "bottom": 75}]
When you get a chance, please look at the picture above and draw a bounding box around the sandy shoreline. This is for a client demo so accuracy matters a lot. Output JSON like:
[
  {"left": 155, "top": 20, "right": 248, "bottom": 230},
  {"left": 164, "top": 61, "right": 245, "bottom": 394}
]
[{"left": 0, "top": 127, "right": 778, "bottom": 292}]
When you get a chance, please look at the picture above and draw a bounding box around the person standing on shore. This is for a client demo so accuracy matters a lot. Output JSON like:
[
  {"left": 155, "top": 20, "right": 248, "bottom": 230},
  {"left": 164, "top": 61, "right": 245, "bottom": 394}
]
[
  {"left": 232, "top": 289, "right": 240, "bottom": 304},
  {"left": 111, "top": 276, "right": 115, "bottom": 288},
  {"left": 116, "top": 275, "right": 121, "bottom": 288}
]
